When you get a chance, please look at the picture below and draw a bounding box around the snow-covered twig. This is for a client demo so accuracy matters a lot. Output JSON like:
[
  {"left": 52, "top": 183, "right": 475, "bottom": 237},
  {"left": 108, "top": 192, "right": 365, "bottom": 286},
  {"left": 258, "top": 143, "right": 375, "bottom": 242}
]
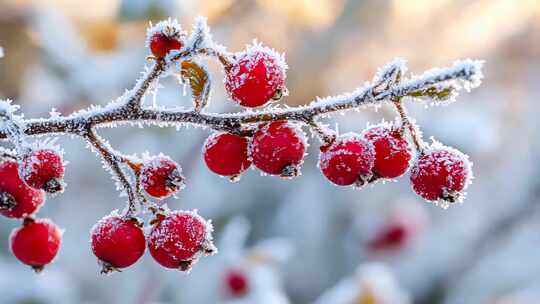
[
  {"left": 0, "top": 17, "right": 483, "bottom": 214},
  {"left": 0, "top": 59, "right": 483, "bottom": 140}
]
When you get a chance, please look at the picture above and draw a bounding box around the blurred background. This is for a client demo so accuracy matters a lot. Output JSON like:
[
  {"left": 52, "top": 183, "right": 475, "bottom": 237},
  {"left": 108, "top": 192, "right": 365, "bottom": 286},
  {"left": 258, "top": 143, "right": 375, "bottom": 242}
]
[{"left": 1, "top": 0, "right": 540, "bottom": 303}]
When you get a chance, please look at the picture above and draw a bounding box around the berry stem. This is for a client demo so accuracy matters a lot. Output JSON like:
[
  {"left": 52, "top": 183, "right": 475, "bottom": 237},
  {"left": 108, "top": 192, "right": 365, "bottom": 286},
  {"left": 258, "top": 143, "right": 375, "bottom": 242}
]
[
  {"left": 85, "top": 128, "right": 138, "bottom": 217},
  {"left": 392, "top": 98, "right": 424, "bottom": 154},
  {"left": 307, "top": 119, "right": 336, "bottom": 145}
]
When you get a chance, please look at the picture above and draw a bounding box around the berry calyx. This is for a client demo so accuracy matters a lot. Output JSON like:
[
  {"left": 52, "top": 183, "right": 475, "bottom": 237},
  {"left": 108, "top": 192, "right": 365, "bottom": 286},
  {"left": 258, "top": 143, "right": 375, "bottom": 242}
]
[
  {"left": 410, "top": 145, "right": 472, "bottom": 206},
  {"left": 10, "top": 218, "right": 62, "bottom": 272},
  {"left": 250, "top": 121, "right": 306, "bottom": 177},
  {"left": 225, "top": 269, "right": 249, "bottom": 297},
  {"left": 90, "top": 214, "right": 146, "bottom": 274},
  {"left": 148, "top": 210, "right": 216, "bottom": 271},
  {"left": 21, "top": 148, "right": 65, "bottom": 193},
  {"left": 225, "top": 45, "right": 287, "bottom": 107},
  {"left": 203, "top": 132, "right": 252, "bottom": 178},
  {"left": 0, "top": 160, "right": 44, "bottom": 219},
  {"left": 140, "top": 156, "right": 184, "bottom": 199},
  {"left": 363, "top": 124, "right": 412, "bottom": 179},
  {"left": 319, "top": 134, "right": 375, "bottom": 186}
]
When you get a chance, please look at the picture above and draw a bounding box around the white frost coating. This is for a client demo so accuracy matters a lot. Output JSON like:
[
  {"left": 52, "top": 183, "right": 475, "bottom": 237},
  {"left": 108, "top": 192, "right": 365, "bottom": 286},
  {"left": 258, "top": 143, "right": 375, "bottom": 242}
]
[
  {"left": 145, "top": 18, "right": 187, "bottom": 47},
  {"left": 397, "top": 59, "right": 484, "bottom": 104},
  {"left": 0, "top": 99, "right": 28, "bottom": 153},
  {"left": 318, "top": 132, "right": 372, "bottom": 167},
  {"left": 373, "top": 57, "right": 407, "bottom": 91},
  {"left": 229, "top": 40, "right": 288, "bottom": 86},
  {"left": 89, "top": 209, "right": 122, "bottom": 241},
  {"left": 185, "top": 16, "right": 214, "bottom": 51},
  {"left": 242, "top": 40, "right": 288, "bottom": 72}
]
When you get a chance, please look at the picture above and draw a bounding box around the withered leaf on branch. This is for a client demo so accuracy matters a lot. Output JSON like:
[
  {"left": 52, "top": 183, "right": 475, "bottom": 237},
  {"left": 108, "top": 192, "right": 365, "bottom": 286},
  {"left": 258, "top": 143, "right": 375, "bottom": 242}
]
[{"left": 181, "top": 61, "right": 211, "bottom": 112}]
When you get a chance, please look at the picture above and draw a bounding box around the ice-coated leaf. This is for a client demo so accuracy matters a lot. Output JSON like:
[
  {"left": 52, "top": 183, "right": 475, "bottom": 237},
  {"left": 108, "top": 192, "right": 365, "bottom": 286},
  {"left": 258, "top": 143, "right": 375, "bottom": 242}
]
[{"left": 181, "top": 60, "right": 211, "bottom": 112}]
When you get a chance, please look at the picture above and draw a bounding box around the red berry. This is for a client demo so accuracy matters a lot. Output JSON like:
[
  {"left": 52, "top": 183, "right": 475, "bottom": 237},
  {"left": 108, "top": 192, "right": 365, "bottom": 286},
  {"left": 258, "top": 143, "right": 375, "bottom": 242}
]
[
  {"left": 148, "top": 211, "right": 216, "bottom": 271},
  {"left": 363, "top": 124, "right": 412, "bottom": 179},
  {"left": 0, "top": 160, "right": 44, "bottom": 219},
  {"left": 319, "top": 134, "right": 375, "bottom": 186},
  {"left": 90, "top": 215, "right": 146, "bottom": 273},
  {"left": 10, "top": 218, "right": 62, "bottom": 272},
  {"left": 203, "top": 132, "right": 252, "bottom": 177},
  {"left": 250, "top": 121, "right": 306, "bottom": 177},
  {"left": 149, "top": 32, "right": 183, "bottom": 58},
  {"left": 140, "top": 156, "right": 184, "bottom": 199},
  {"left": 410, "top": 146, "right": 471, "bottom": 205},
  {"left": 225, "top": 269, "right": 249, "bottom": 297},
  {"left": 21, "top": 149, "right": 65, "bottom": 193},
  {"left": 225, "top": 46, "right": 286, "bottom": 107},
  {"left": 368, "top": 223, "right": 409, "bottom": 251}
]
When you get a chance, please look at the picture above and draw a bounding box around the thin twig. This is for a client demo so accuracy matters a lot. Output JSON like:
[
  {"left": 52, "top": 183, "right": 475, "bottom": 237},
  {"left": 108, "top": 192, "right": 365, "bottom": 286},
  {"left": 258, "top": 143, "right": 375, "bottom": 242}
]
[
  {"left": 392, "top": 98, "right": 424, "bottom": 153},
  {"left": 85, "top": 128, "right": 138, "bottom": 217}
]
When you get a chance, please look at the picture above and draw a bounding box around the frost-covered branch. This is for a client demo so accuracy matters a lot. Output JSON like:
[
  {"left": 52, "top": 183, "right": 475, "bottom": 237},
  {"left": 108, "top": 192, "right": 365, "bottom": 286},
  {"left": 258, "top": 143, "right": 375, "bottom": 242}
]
[
  {"left": 0, "top": 59, "right": 483, "bottom": 141},
  {"left": 0, "top": 17, "right": 484, "bottom": 275}
]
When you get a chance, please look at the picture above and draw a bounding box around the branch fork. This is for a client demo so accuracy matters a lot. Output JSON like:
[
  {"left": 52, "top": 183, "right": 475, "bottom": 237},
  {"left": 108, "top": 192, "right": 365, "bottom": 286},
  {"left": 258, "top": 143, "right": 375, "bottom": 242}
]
[{"left": 0, "top": 17, "right": 484, "bottom": 216}]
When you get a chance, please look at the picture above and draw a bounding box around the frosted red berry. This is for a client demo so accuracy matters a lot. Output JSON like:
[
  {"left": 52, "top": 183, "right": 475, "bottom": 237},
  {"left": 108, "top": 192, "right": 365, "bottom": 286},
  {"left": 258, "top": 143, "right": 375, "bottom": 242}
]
[
  {"left": 410, "top": 147, "right": 471, "bottom": 204},
  {"left": 363, "top": 125, "right": 411, "bottom": 179},
  {"left": 149, "top": 32, "right": 183, "bottom": 58},
  {"left": 225, "top": 47, "right": 286, "bottom": 107},
  {"left": 250, "top": 121, "right": 306, "bottom": 177},
  {"left": 203, "top": 132, "right": 252, "bottom": 177},
  {"left": 90, "top": 215, "right": 146, "bottom": 273},
  {"left": 0, "top": 160, "right": 44, "bottom": 219},
  {"left": 21, "top": 149, "right": 65, "bottom": 193},
  {"left": 225, "top": 269, "right": 249, "bottom": 297},
  {"left": 140, "top": 156, "right": 184, "bottom": 199},
  {"left": 319, "top": 134, "right": 375, "bottom": 186},
  {"left": 10, "top": 218, "right": 62, "bottom": 272},
  {"left": 148, "top": 211, "right": 215, "bottom": 271}
]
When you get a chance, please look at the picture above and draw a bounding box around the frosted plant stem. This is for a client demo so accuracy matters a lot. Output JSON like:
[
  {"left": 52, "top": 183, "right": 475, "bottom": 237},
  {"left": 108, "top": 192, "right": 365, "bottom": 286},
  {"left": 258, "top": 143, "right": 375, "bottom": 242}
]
[
  {"left": 126, "top": 60, "right": 166, "bottom": 109},
  {"left": 307, "top": 119, "right": 336, "bottom": 145},
  {"left": 392, "top": 98, "right": 424, "bottom": 153},
  {"left": 85, "top": 128, "right": 138, "bottom": 217}
]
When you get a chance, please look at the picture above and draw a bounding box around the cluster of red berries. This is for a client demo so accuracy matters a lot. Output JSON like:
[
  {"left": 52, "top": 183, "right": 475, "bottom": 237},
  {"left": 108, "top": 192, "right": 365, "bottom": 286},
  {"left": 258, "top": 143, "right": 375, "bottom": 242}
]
[
  {"left": 91, "top": 154, "right": 215, "bottom": 273},
  {"left": 90, "top": 154, "right": 215, "bottom": 273},
  {"left": 148, "top": 22, "right": 472, "bottom": 205},
  {"left": 1, "top": 147, "right": 216, "bottom": 273},
  {"left": 201, "top": 121, "right": 471, "bottom": 206},
  {"left": 91, "top": 210, "right": 215, "bottom": 273},
  {"left": 148, "top": 25, "right": 286, "bottom": 109},
  {"left": 202, "top": 121, "right": 305, "bottom": 180},
  {"left": 0, "top": 148, "right": 64, "bottom": 272}
]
